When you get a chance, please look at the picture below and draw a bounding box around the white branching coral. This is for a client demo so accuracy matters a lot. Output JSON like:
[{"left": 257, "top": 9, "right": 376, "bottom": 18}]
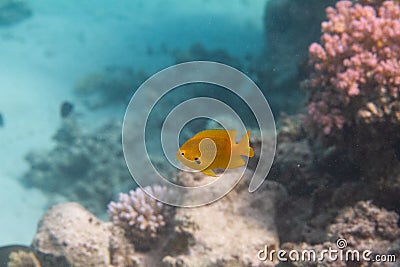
[{"left": 108, "top": 185, "right": 169, "bottom": 250}]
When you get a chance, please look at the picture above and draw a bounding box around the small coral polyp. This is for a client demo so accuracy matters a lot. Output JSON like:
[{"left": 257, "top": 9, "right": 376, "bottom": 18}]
[
  {"left": 304, "top": 0, "right": 400, "bottom": 138},
  {"left": 108, "top": 186, "right": 169, "bottom": 251}
]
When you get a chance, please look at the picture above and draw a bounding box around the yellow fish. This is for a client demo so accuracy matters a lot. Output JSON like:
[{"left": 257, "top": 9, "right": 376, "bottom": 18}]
[{"left": 176, "top": 129, "right": 254, "bottom": 176}]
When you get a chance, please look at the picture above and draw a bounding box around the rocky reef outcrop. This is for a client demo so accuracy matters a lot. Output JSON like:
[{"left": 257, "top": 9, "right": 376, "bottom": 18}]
[
  {"left": 280, "top": 201, "right": 400, "bottom": 267},
  {"left": 31, "top": 202, "right": 140, "bottom": 267},
  {"left": 266, "top": 0, "right": 400, "bottom": 251},
  {"left": 7, "top": 250, "right": 40, "bottom": 267},
  {"left": 159, "top": 169, "right": 283, "bottom": 267},
  {"left": 26, "top": 169, "right": 284, "bottom": 267}
]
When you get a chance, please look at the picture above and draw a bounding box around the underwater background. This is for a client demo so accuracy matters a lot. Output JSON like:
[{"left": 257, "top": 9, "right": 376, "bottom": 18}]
[
  {"left": 0, "top": 0, "right": 265, "bottom": 245},
  {"left": 0, "top": 0, "right": 399, "bottom": 266}
]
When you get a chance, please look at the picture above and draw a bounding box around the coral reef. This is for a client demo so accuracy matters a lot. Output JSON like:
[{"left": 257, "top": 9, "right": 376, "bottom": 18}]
[
  {"left": 266, "top": 115, "right": 335, "bottom": 243},
  {"left": 22, "top": 118, "right": 133, "bottom": 216},
  {"left": 0, "top": 0, "right": 31, "bottom": 26},
  {"left": 108, "top": 186, "right": 171, "bottom": 251},
  {"left": 159, "top": 169, "right": 283, "bottom": 267},
  {"left": 302, "top": 0, "right": 400, "bottom": 212},
  {"left": 27, "top": 168, "right": 284, "bottom": 267},
  {"left": 305, "top": 0, "right": 400, "bottom": 139},
  {"left": 328, "top": 201, "right": 400, "bottom": 254},
  {"left": 267, "top": 114, "right": 400, "bottom": 264},
  {"left": 357, "top": 0, "right": 400, "bottom": 8},
  {"left": 75, "top": 66, "right": 147, "bottom": 109},
  {"left": 280, "top": 201, "right": 400, "bottom": 267},
  {"left": 250, "top": 0, "right": 337, "bottom": 115},
  {"left": 7, "top": 251, "right": 40, "bottom": 267},
  {"left": 22, "top": 120, "right": 400, "bottom": 267},
  {"left": 32, "top": 202, "right": 136, "bottom": 267},
  {"left": 268, "top": 115, "right": 375, "bottom": 244},
  {"left": 32, "top": 202, "right": 113, "bottom": 267},
  {"left": 108, "top": 226, "right": 139, "bottom": 267}
]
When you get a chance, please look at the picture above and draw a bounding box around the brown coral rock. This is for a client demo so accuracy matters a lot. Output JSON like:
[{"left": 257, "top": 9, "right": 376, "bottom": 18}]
[
  {"left": 7, "top": 251, "right": 41, "bottom": 267},
  {"left": 31, "top": 202, "right": 155, "bottom": 267},
  {"left": 161, "top": 169, "right": 284, "bottom": 267},
  {"left": 32, "top": 202, "right": 111, "bottom": 267},
  {"left": 328, "top": 201, "right": 400, "bottom": 256},
  {"left": 281, "top": 201, "right": 400, "bottom": 267}
]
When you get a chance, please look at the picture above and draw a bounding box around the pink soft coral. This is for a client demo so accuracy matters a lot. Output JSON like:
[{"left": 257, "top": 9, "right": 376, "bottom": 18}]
[{"left": 305, "top": 0, "right": 400, "bottom": 137}]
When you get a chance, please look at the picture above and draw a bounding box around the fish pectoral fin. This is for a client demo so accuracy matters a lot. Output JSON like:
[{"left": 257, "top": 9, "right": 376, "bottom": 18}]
[
  {"left": 227, "top": 156, "right": 246, "bottom": 169},
  {"left": 201, "top": 169, "right": 217, "bottom": 177}
]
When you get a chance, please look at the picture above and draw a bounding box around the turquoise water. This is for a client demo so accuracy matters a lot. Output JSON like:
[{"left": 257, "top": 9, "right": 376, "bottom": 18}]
[{"left": 0, "top": 0, "right": 266, "bottom": 245}]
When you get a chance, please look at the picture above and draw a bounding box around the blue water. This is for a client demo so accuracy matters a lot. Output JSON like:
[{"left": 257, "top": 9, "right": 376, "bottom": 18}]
[{"left": 0, "top": 0, "right": 265, "bottom": 245}]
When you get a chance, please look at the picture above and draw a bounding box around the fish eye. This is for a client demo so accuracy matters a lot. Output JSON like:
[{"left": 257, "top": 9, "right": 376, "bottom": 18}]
[
  {"left": 181, "top": 152, "right": 185, "bottom": 155},
  {"left": 194, "top": 157, "right": 199, "bottom": 160}
]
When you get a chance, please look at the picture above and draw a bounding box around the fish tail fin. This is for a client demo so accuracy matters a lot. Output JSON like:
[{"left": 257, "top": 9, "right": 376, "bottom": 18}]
[{"left": 237, "top": 130, "right": 254, "bottom": 157}]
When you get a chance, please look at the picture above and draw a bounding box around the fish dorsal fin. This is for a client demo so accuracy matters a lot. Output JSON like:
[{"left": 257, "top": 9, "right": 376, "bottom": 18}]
[
  {"left": 192, "top": 129, "right": 219, "bottom": 139},
  {"left": 192, "top": 129, "right": 236, "bottom": 141}
]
